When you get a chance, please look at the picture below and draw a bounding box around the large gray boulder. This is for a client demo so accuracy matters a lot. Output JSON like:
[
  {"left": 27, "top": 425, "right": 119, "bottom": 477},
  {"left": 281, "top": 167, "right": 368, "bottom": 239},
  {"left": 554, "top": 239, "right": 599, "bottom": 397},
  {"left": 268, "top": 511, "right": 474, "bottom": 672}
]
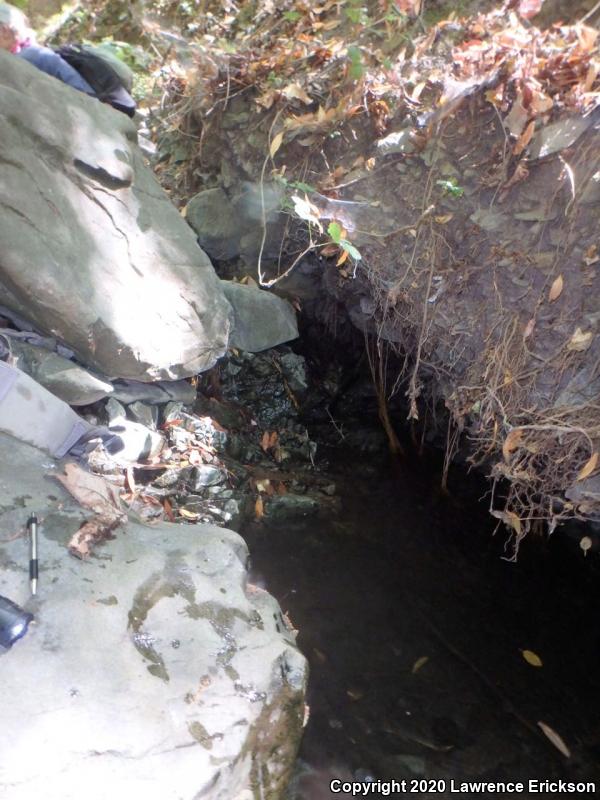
[
  {"left": 221, "top": 281, "right": 299, "bottom": 352},
  {"left": 0, "top": 51, "right": 232, "bottom": 381},
  {"left": 0, "top": 433, "right": 307, "bottom": 800}
]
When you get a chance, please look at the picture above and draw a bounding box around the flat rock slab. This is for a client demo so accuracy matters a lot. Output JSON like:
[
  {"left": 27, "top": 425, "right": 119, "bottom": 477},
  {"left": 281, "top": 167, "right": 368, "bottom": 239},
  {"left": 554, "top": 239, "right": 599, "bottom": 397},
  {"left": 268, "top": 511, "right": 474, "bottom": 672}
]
[
  {"left": 0, "top": 51, "right": 232, "bottom": 381},
  {"left": 0, "top": 434, "right": 307, "bottom": 800}
]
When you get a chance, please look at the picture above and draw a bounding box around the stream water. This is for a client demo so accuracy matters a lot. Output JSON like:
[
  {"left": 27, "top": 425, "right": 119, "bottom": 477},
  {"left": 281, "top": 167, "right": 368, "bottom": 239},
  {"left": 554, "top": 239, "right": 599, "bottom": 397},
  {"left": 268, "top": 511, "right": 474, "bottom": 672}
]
[{"left": 242, "top": 446, "right": 600, "bottom": 799}]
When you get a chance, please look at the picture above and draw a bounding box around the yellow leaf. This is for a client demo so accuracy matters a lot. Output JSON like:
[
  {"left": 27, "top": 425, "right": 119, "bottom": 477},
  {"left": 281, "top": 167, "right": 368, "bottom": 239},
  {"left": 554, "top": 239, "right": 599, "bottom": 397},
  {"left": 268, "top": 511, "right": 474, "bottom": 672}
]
[
  {"left": 336, "top": 249, "right": 349, "bottom": 267},
  {"left": 522, "top": 649, "right": 543, "bottom": 667},
  {"left": 502, "top": 429, "right": 523, "bottom": 462},
  {"left": 179, "top": 508, "right": 200, "bottom": 520},
  {"left": 254, "top": 495, "right": 264, "bottom": 519},
  {"left": 548, "top": 274, "right": 563, "bottom": 302},
  {"left": 435, "top": 214, "right": 453, "bottom": 224},
  {"left": 567, "top": 328, "right": 593, "bottom": 352},
  {"left": 412, "top": 656, "right": 429, "bottom": 674},
  {"left": 270, "top": 131, "right": 284, "bottom": 158},
  {"left": 577, "top": 452, "right": 598, "bottom": 481},
  {"left": 537, "top": 721, "right": 571, "bottom": 758},
  {"left": 580, "top": 536, "right": 593, "bottom": 556}
]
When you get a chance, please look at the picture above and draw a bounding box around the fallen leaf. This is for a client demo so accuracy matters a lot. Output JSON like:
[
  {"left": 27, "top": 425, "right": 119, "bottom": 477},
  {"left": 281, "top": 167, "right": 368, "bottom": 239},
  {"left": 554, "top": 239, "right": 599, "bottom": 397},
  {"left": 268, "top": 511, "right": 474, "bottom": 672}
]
[
  {"left": 522, "top": 649, "right": 543, "bottom": 667},
  {"left": 513, "top": 119, "right": 536, "bottom": 155},
  {"left": 255, "top": 495, "right": 264, "bottom": 519},
  {"left": 282, "top": 83, "right": 312, "bottom": 104},
  {"left": 163, "top": 498, "right": 176, "bottom": 522},
  {"left": 523, "top": 318, "right": 536, "bottom": 340},
  {"left": 346, "top": 687, "right": 364, "bottom": 701},
  {"left": 577, "top": 452, "right": 598, "bottom": 481},
  {"left": 537, "top": 721, "right": 571, "bottom": 758},
  {"left": 567, "top": 328, "right": 593, "bottom": 352},
  {"left": 68, "top": 515, "right": 120, "bottom": 560},
  {"left": 292, "top": 194, "right": 323, "bottom": 231},
  {"left": 53, "top": 463, "right": 123, "bottom": 521},
  {"left": 580, "top": 536, "right": 593, "bottom": 556},
  {"left": 491, "top": 509, "right": 522, "bottom": 535},
  {"left": 548, "top": 274, "right": 564, "bottom": 302},
  {"left": 435, "top": 214, "right": 454, "bottom": 224},
  {"left": 412, "top": 656, "right": 429, "bottom": 674},
  {"left": 179, "top": 508, "right": 200, "bottom": 520},
  {"left": 256, "top": 478, "right": 271, "bottom": 493},
  {"left": 503, "top": 429, "right": 523, "bottom": 462},
  {"left": 518, "top": 0, "right": 544, "bottom": 21},
  {"left": 583, "top": 244, "right": 599, "bottom": 266},
  {"left": 270, "top": 131, "right": 284, "bottom": 158},
  {"left": 336, "top": 249, "right": 349, "bottom": 267}
]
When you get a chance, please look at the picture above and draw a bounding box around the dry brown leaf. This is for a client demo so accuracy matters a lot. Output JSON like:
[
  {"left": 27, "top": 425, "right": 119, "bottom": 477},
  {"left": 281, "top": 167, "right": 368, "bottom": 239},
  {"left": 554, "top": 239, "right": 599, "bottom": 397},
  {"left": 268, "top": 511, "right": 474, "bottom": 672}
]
[
  {"left": 163, "top": 498, "right": 175, "bottom": 522},
  {"left": 53, "top": 463, "right": 123, "bottom": 521},
  {"left": 503, "top": 429, "right": 523, "bottom": 462},
  {"left": 68, "top": 515, "right": 120, "bottom": 560},
  {"left": 261, "top": 430, "right": 272, "bottom": 452},
  {"left": 548, "top": 274, "right": 563, "bottom": 302},
  {"left": 577, "top": 452, "right": 598, "bottom": 481},
  {"left": 567, "top": 328, "right": 593, "bottom": 352},
  {"left": 537, "top": 721, "right": 571, "bottom": 758},
  {"left": 282, "top": 83, "right": 312, "bottom": 104},
  {"left": 513, "top": 119, "right": 536, "bottom": 155},
  {"left": 395, "top": 0, "right": 422, "bottom": 13},
  {"left": 270, "top": 131, "right": 284, "bottom": 158}
]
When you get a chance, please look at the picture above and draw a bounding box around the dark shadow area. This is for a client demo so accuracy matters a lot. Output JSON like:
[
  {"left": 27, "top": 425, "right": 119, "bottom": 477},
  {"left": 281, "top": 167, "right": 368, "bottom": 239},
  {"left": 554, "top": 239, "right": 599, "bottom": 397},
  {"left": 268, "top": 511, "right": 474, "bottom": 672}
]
[{"left": 243, "top": 445, "right": 600, "bottom": 797}]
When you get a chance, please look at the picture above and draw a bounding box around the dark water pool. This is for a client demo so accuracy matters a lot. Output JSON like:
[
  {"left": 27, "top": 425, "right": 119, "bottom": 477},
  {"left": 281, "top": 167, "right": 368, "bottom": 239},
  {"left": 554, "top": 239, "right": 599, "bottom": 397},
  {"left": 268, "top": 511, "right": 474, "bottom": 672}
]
[{"left": 242, "top": 448, "right": 600, "bottom": 799}]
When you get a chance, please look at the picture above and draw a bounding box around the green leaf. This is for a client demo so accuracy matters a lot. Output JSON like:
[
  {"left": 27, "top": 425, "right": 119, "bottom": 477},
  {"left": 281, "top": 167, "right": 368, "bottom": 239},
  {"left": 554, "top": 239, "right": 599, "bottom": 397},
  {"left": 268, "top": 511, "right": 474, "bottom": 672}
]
[
  {"left": 436, "top": 179, "right": 464, "bottom": 198},
  {"left": 345, "top": 6, "right": 369, "bottom": 24},
  {"left": 283, "top": 10, "right": 301, "bottom": 22},
  {"left": 347, "top": 46, "right": 365, "bottom": 81},
  {"left": 341, "top": 239, "right": 362, "bottom": 261},
  {"left": 291, "top": 180, "right": 317, "bottom": 194},
  {"left": 328, "top": 222, "right": 343, "bottom": 244}
]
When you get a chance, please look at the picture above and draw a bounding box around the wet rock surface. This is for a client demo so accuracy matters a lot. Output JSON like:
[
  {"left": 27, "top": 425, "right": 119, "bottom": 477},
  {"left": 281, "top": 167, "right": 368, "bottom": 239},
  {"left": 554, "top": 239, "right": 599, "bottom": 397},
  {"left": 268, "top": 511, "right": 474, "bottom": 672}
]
[{"left": 0, "top": 433, "right": 307, "bottom": 800}]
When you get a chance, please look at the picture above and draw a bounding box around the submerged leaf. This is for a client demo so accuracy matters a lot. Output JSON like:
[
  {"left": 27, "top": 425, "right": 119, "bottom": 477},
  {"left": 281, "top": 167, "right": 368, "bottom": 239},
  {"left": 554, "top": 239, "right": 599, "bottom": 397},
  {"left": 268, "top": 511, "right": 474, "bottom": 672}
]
[
  {"left": 577, "top": 452, "right": 599, "bottom": 481},
  {"left": 548, "top": 274, "right": 563, "bottom": 302},
  {"left": 412, "top": 655, "right": 429, "bottom": 674},
  {"left": 522, "top": 649, "right": 543, "bottom": 667},
  {"left": 537, "top": 721, "right": 571, "bottom": 758},
  {"left": 567, "top": 328, "right": 593, "bottom": 352}
]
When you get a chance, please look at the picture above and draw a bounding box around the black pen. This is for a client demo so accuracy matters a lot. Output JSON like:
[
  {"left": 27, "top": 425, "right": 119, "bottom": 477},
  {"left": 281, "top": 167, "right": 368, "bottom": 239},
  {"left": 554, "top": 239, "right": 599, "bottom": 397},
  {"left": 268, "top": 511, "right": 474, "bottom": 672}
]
[{"left": 28, "top": 514, "right": 38, "bottom": 596}]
